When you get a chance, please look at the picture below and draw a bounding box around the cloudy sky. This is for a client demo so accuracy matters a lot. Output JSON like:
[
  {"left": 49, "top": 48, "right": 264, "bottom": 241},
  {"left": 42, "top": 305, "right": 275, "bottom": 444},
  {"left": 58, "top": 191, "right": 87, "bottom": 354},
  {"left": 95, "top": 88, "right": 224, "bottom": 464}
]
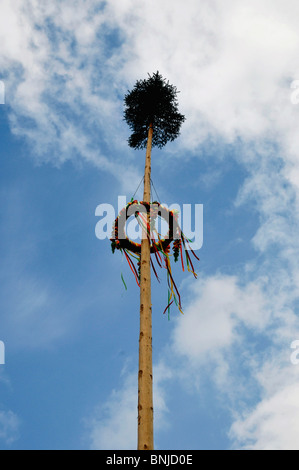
[{"left": 1, "top": 0, "right": 299, "bottom": 450}]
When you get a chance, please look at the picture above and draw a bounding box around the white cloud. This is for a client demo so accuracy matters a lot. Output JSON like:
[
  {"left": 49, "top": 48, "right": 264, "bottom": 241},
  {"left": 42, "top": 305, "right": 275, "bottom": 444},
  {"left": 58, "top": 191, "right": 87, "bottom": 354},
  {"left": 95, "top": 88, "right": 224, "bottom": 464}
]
[
  {"left": 170, "top": 267, "right": 299, "bottom": 447},
  {"left": 231, "top": 384, "right": 299, "bottom": 450},
  {"left": 86, "top": 363, "right": 172, "bottom": 450},
  {"left": 1, "top": 0, "right": 299, "bottom": 190},
  {"left": 105, "top": 0, "right": 299, "bottom": 153},
  {"left": 0, "top": 410, "right": 21, "bottom": 445},
  {"left": 0, "top": 0, "right": 141, "bottom": 190},
  {"left": 230, "top": 356, "right": 299, "bottom": 450},
  {"left": 172, "top": 275, "right": 270, "bottom": 364},
  {"left": 87, "top": 373, "right": 137, "bottom": 450}
]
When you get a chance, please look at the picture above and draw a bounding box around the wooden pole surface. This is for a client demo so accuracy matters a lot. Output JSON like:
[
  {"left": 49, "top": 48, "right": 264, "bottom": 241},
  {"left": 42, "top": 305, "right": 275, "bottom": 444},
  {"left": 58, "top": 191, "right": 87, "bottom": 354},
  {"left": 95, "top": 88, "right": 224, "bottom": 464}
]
[{"left": 138, "top": 123, "right": 154, "bottom": 450}]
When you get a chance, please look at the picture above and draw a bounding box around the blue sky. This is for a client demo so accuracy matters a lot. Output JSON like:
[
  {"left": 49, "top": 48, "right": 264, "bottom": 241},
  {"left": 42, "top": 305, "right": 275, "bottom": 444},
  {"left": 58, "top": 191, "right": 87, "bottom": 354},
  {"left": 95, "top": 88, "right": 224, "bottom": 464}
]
[{"left": 1, "top": 0, "right": 299, "bottom": 450}]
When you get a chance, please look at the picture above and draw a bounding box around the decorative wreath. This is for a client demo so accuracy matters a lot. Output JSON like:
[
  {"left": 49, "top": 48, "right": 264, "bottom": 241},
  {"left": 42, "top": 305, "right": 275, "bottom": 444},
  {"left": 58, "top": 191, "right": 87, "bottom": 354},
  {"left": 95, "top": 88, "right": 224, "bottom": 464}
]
[
  {"left": 111, "top": 200, "right": 180, "bottom": 254},
  {"left": 110, "top": 199, "right": 199, "bottom": 317}
]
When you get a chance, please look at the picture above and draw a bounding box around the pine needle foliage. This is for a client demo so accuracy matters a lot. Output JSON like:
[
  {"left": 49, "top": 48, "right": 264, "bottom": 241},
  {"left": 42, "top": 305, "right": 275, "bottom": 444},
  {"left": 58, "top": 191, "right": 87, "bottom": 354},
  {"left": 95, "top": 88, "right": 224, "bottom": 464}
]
[{"left": 124, "top": 71, "right": 185, "bottom": 149}]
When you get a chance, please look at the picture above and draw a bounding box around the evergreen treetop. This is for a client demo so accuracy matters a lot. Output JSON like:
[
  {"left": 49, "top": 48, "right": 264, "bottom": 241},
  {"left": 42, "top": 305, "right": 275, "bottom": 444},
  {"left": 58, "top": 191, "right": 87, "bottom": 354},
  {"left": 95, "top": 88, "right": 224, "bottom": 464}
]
[{"left": 124, "top": 71, "right": 185, "bottom": 149}]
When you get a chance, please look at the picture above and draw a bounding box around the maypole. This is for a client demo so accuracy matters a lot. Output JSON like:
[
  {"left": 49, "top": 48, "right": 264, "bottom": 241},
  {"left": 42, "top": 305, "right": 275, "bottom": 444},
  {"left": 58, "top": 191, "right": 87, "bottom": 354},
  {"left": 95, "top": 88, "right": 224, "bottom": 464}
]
[
  {"left": 138, "top": 122, "right": 154, "bottom": 450},
  {"left": 111, "top": 72, "right": 199, "bottom": 450}
]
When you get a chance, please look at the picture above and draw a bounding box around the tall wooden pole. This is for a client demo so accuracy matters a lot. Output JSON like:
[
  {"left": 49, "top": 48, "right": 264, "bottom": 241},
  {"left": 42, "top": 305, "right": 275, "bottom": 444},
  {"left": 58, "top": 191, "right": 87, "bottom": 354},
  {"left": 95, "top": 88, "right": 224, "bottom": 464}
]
[{"left": 138, "top": 123, "right": 154, "bottom": 450}]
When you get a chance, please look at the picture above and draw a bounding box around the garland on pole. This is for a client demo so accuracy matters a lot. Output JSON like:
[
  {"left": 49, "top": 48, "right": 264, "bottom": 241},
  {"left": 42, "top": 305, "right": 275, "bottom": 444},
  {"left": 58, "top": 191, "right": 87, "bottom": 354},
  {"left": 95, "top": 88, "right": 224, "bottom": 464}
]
[{"left": 111, "top": 200, "right": 199, "bottom": 317}]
